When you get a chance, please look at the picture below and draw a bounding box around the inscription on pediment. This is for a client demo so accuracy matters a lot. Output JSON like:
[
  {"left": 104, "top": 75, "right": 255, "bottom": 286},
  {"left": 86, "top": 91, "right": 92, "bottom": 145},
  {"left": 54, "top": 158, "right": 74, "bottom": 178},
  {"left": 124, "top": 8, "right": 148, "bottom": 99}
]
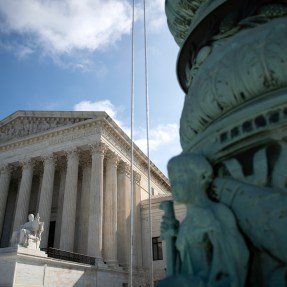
[{"left": 0, "top": 117, "right": 89, "bottom": 144}]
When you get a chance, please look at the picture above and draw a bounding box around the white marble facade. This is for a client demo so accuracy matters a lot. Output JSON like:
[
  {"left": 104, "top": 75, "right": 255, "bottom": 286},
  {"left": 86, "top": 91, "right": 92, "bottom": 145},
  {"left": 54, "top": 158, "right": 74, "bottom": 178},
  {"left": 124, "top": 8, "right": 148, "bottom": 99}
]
[{"left": 0, "top": 111, "right": 170, "bottom": 286}]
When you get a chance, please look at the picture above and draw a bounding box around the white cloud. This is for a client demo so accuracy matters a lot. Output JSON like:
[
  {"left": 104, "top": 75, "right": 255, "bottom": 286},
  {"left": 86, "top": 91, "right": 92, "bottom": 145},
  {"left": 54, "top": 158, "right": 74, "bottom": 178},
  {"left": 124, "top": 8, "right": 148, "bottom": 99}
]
[
  {"left": 73, "top": 99, "right": 180, "bottom": 174},
  {"left": 73, "top": 99, "right": 179, "bottom": 153},
  {"left": 0, "top": 40, "right": 35, "bottom": 59},
  {"left": 73, "top": 99, "right": 117, "bottom": 118},
  {"left": 135, "top": 123, "right": 179, "bottom": 153},
  {"left": 0, "top": 0, "right": 167, "bottom": 61},
  {"left": 146, "top": 0, "right": 166, "bottom": 32},
  {"left": 134, "top": 123, "right": 181, "bottom": 175},
  {"left": 0, "top": 0, "right": 132, "bottom": 54},
  {"left": 73, "top": 99, "right": 128, "bottom": 132}
]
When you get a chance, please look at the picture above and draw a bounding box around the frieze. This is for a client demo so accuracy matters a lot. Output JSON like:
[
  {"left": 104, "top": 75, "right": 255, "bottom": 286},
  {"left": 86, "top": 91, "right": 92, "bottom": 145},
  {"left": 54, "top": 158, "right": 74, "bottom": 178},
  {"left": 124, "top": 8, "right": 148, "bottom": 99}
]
[{"left": 48, "top": 128, "right": 98, "bottom": 145}]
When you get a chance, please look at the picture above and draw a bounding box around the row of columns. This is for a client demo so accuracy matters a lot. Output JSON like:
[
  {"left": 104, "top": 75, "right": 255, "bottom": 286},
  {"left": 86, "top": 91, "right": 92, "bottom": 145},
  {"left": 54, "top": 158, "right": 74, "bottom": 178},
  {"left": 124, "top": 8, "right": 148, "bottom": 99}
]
[{"left": 0, "top": 143, "right": 142, "bottom": 267}]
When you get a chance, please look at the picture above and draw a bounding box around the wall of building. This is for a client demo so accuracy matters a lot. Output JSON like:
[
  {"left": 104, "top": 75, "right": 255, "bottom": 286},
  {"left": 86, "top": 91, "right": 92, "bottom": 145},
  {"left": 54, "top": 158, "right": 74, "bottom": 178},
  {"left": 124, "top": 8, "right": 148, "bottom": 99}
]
[
  {"left": 0, "top": 246, "right": 147, "bottom": 287},
  {"left": 141, "top": 195, "right": 186, "bottom": 283}
]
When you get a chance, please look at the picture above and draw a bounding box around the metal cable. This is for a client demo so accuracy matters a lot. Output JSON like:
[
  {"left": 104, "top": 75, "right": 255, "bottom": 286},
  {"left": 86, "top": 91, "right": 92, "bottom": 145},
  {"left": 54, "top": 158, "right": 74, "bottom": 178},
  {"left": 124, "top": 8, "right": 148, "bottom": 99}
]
[{"left": 130, "top": 1, "right": 153, "bottom": 286}]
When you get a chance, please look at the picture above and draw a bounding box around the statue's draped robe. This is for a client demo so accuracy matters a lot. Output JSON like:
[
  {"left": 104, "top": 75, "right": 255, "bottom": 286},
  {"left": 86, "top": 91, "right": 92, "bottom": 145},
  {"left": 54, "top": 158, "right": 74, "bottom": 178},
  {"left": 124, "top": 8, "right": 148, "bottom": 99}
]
[{"left": 176, "top": 203, "right": 249, "bottom": 287}]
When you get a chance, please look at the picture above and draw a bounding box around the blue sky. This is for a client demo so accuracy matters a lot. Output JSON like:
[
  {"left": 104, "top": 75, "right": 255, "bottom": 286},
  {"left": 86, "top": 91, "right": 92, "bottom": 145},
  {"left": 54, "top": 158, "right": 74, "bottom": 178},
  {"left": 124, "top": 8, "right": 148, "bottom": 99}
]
[{"left": 0, "top": 0, "right": 184, "bottom": 175}]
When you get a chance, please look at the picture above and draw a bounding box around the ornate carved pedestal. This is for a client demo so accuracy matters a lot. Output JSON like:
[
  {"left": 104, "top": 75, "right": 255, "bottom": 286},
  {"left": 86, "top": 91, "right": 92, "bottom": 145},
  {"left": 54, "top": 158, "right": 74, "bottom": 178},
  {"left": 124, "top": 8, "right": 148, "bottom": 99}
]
[{"left": 161, "top": 1, "right": 287, "bottom": 286}]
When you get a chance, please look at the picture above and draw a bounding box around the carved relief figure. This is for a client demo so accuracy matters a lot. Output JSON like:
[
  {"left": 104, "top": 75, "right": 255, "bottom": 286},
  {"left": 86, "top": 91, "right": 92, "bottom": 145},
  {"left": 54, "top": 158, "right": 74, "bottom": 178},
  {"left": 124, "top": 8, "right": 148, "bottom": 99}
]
[
  {"left": 159, "top": 153, "right": 248, "bottom": 287},
  {"left": 211, "top": 144, "right": 287, "bottom": 285}
]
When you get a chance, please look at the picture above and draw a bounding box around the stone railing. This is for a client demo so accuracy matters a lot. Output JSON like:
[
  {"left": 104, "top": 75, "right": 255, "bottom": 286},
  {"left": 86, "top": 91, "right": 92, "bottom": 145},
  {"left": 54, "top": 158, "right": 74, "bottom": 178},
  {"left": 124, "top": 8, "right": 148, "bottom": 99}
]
[{"left": 46, "top": 247, "right": 95, "bottom": 265}]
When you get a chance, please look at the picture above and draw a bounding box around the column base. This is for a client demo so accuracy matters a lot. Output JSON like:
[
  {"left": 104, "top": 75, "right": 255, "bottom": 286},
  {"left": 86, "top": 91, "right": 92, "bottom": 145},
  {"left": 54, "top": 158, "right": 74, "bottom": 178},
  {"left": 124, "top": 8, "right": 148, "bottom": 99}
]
[
  {"left": 106, "top": 260, "right": 119, "bottom": 268},
  {"left": 94, "top": 257, "right": 106, "bottom": 268}
]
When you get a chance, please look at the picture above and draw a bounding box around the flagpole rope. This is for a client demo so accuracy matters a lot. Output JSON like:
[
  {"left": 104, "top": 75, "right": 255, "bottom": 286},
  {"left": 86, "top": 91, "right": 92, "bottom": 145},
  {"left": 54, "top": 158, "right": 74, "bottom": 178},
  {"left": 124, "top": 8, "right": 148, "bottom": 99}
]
[
  {"left": 129, "top": 0, "right": 135, "bottom": 286},
  {"left": 143, "top": 0, "right": 154, "bottom": 286}
]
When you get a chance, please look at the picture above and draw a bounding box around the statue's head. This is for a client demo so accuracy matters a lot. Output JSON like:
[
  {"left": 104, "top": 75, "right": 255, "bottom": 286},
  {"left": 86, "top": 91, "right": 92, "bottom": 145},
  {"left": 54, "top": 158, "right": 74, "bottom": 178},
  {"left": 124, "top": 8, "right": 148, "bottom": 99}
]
[
  {"left": 28, "top": 214, "right": 34, "bottom": 222},
  {"left": 167, "top": 153, "right": 213, "bottom": 203}
]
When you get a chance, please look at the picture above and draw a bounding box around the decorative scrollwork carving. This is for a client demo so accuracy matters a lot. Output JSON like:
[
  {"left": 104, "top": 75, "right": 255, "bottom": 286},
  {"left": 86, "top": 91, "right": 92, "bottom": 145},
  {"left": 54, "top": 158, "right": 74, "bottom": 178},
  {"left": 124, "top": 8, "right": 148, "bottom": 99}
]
[{"left": 180, "top": 18, "right": 287, "bottom": 150}]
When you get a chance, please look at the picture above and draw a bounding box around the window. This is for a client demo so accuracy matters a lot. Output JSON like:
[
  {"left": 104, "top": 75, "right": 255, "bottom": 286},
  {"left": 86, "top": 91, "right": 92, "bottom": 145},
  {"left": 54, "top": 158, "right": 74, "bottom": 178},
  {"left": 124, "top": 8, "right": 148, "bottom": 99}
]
[
  {"left": 151, "top": 187, "right": 155, "bottom": 196},
  {"left": 152, "top": 237, "right": 163, "bottom": 260}
]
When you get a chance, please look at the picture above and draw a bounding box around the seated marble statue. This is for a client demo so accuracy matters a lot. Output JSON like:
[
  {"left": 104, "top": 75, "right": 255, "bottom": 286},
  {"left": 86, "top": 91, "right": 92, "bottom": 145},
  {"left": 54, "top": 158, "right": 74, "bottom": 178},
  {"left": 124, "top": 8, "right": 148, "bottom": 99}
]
[
  {"left": 10, "top": 213, "right": 44, "bottom": 250},
  {"left": 159, "top": 153, "right": 249, "bottom": 287}
]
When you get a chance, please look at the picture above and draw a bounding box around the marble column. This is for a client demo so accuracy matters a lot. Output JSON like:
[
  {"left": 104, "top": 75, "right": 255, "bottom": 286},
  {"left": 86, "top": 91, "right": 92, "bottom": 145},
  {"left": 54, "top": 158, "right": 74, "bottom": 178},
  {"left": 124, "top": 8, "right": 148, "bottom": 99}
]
[
  {"left": 87, "top": 143, "right": 106, "bottom": 259},
  {"left": 0, "top": 165, "right": 12, "bottom": 239},
  {"left": 12, "top": 159, "right": 34, "bottom": 232},
  {"left": 54, "top": 163, "right": 66, "bottom": 249},
  {"left": 117, "top": 161, "right": 131, "bottom": 266},
  {"left": 38, "top": 154, "right": 56, "bottom": 249},
  {"left": 59, "top": 148, "right": 79, "bottom": 252},
  {"left": 78, "top": 157, "right": 91, "bottom": 255},
  {"left": 104, "top": 151, "right": 119, "bottom": 265},
  {"left": 133, "top": 171, "right": 143, "bottom": 267}
]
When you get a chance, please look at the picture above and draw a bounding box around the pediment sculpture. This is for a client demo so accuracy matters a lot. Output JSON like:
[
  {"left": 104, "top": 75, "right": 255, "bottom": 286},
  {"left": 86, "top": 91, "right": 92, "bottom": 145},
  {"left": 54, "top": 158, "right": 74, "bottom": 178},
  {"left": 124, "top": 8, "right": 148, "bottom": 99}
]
[{"left": 0, "top": 116, "right": 82, "bottom": 144}]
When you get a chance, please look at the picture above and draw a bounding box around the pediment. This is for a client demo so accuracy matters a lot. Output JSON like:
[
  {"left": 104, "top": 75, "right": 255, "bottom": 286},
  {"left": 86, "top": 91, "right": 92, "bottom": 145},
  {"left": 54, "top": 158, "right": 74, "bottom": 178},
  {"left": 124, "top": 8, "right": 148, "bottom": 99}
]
[{"left": 0, "top": 110, "right": 106, "bottom": 144}]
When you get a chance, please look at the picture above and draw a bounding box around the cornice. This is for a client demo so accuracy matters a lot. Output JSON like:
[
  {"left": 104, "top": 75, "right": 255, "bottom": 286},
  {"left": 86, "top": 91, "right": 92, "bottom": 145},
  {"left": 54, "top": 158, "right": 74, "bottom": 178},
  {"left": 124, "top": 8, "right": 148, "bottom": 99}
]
[{"left": 100, "top": 120, "right": 170, "bottom": 190}]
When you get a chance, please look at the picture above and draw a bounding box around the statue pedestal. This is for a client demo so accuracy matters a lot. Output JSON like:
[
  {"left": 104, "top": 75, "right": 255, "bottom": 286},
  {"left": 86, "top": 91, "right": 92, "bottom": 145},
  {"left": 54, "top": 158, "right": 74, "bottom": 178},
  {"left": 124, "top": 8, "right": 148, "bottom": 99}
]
[
  {"left": 27, "top": 236, "right": 41, "bottom": 250},
  {"left": 0, "top": 245, "right": 47, "bottom": 257},
  {"left": 0, "top": 246, "right": 47, "bottom": 287}
]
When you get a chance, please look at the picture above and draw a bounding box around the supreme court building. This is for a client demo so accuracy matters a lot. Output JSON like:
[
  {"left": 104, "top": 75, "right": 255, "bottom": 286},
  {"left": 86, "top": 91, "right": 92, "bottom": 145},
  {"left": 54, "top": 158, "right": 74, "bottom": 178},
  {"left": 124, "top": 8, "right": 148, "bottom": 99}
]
[{"left": 0, "top": 110, "right": 171, "bottom": 287}]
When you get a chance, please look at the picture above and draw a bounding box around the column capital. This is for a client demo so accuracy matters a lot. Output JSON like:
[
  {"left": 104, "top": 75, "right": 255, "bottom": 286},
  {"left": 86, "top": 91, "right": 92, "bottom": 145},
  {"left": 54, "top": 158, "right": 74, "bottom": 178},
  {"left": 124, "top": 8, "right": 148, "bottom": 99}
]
[
  {"left": 19, "top": 158, "right": 35, "bottom": 170},
  {"left": 89, "top": 142, "right": 107, "bottom": 156},
  {"left": 106, "top": 151, "right": 120, "bottom": 167},
  {"left": 0, "top": 164, "right": 12, "bottom": 175},
  {"left": 41, "top": 153, "right": 57, "bottom": 165},
  {"left": 65, "top": 148, "right": 79, "bottom": 160},
  {"left": 133, "top": 171, "right": 141, "bottom": 184},
  {"left": 118, "top": 161, "right": 131, "bottom": 177}
]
